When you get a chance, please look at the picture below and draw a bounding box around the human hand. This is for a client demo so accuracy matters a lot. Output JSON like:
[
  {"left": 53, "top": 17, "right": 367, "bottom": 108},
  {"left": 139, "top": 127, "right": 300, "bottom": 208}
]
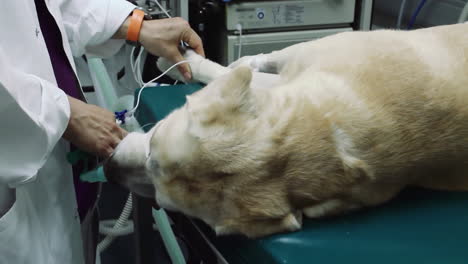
[
  {"left": 156, "top": 49, "right": 204, "bottom": 83},
  {"left": 63, "top": 97, "right": 128, "bottom": 158},
  {"left": 138, "top": 18, "right": 205, "bottom": 81}
]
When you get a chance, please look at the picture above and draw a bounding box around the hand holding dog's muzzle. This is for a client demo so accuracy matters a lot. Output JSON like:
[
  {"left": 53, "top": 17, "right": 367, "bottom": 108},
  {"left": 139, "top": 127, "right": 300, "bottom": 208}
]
[{"left": 103, "top": 132, "right": 157, "bottom": 199}]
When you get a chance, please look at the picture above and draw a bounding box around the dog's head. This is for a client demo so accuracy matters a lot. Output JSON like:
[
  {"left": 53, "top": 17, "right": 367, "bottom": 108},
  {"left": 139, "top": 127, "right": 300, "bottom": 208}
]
[{"left": 105, "top": 67, "right": 303, "bottom": 238}]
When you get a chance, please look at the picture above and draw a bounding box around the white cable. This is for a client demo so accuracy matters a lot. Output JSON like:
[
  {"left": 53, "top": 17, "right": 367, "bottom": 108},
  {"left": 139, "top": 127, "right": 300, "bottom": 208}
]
[
  {"left": 130, "top": 47, "right": 136, "bottom": 80},
  {"left": 135, "top": 49, "right": 145, "bottom": 85},
  {"left": 396, "top": 0, "right": 408, "bottom": 29},
  {"left": 128, "top": 0, "right": 174, "bottom": 88},
  {"left": 136, "top": 49, "right": 145, "bottom": 86},
  {"left": 140, "top": 122, "right": 157, "bottom": 130},
  {"left": 97, "top": 194, "right": 133, "bottom": 253},
  {"left": 151, "top": 0, "right": 185, "bottom": 47},
  {"left": 129, "top": 60, "right": 191, "bottom": 115},
  {"left": 236, "top": 23, "right": 243, "bottom": 59},
  {"left": 458, "top": 2, "right": 468, "bottom": 23},
  {"left": 130, "top": 47, "right": 144, "bottom": 87},
  {"left": 153, "top": 0, "right": 172, "bottom": 18}
]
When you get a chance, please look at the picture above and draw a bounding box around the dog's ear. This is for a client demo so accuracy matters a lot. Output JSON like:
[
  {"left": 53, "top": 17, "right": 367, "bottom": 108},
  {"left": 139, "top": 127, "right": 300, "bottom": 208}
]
[
  {"left": 332, "top": 125, "right": 373, "bottom": 181},
  {"left": 189, "top": 66, "right": 253, "bottom": 111},
  {"left": 185, "top": 67, "right": 254, "bottom": 135},
  {"left": 218, "top": 66, "right": 253, "bottom": 110}
]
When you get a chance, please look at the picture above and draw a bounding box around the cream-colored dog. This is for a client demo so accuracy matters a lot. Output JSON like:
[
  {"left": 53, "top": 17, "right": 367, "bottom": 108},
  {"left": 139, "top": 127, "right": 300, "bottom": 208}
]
[{"left": 105, "top": 23, "right": 468, "bottom": 238}]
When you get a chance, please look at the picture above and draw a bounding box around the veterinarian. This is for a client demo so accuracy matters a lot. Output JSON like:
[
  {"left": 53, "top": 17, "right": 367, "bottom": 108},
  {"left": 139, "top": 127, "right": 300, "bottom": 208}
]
[{"left": 0, "top": 0, "right": 204, "bottom": 263}]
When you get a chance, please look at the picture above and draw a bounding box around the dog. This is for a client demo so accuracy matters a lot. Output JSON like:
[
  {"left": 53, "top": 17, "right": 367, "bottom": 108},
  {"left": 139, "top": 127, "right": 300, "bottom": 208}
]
[{"left": 105, "top": 23, "right": 468, "bottom": 238}]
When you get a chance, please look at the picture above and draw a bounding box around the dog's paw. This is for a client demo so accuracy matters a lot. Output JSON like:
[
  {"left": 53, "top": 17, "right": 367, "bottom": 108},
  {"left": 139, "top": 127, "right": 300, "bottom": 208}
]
[
  {"left": 156, "top": 49, "right": 205, "bottom": 83},
  {"left": 156, "top": 56, "right": 185, "bottom": 82},
  {"left": 228, "top": 54, "right": 267, "bottom": 71},
  {"left": 303, "top": 199, "right": 345, "bottom": 218},
  {"left": 303, "top": 199, "right": 360, "bottom": 218},
  {"left": 282, "top": 212, "right": 303, "bottom": 231}
]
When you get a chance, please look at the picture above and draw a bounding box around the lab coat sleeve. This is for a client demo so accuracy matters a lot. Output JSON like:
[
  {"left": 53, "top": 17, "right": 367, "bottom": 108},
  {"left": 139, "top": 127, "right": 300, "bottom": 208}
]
[
  {"left": 0, "top": 50, "right": 70, "bottom": 188},
  {"left": 60, "top": 0, "right": 135, "bottom": 58}
]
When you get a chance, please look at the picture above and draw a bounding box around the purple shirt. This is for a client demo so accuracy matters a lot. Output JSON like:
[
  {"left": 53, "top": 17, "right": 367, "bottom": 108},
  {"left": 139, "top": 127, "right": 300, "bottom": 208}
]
[{"left": 35, "top": 0, "right": 98, "bottom": 221}]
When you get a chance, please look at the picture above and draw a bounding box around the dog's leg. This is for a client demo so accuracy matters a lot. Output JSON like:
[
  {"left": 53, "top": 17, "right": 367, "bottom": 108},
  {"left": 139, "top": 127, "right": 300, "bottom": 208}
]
[
  {"left": 157, "top": 50, "right": 230, "bottom": 84},
  {"left": 216, "top": 211, "right": 303, "bottom": 238},
  {"left": 228, "top": 41, "right": 309, "bottom": 74},
  {"left": 303, "top": 199, "right": 360, "bottom": 218}
]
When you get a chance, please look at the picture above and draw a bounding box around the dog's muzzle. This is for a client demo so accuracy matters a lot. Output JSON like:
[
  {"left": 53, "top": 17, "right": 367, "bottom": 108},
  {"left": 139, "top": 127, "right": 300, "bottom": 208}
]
[{"left": 102, "top": 131, "right": 157, "bottom": 198}]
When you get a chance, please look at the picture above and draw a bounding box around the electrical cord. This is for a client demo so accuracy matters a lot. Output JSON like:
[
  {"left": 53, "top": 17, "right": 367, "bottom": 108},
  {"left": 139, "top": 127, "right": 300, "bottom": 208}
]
[
  {"left": 130, "top": 46, "right": 145, "bottom": 87},
  {"left": 236, "top": 23, "right": 243, "bottom": 60},
  {"left": 135, "top": 49, "right": 145, "bottom": 85},
  {"left": 396, "top": 0, "right": 408, "bottom": 29},
  {"left": 140, "top": 122, "right": 157, "bottom": 131},
  {"left": 407, "top": 0, "right": 427, "bottom": 29},
  {"left": 130, "top": 0, "right": 173, "bottom": 86},
  {"left": 458, "top": 2, "right": 468, "bottom": 23},
  {"left": 129, "top": 60, "right": 191, "bottom": 117},
  {"left": 153, "top": 0, "right": 172, "bottom": 18}
]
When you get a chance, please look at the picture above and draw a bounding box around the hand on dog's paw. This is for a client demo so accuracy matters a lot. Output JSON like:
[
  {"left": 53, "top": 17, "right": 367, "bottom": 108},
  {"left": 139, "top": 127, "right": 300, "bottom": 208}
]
[
  {"left": 183, "top": 49, "right": 204, "bottom": 63},
  {"left": 156, "top": 49, "right": 205, "bottom": 83},
  {"left": 228, "top": 54, "right": 266, "bottom": 72},
  {"left": 156, "top": 57, "right": 186, "bottom": 82}
]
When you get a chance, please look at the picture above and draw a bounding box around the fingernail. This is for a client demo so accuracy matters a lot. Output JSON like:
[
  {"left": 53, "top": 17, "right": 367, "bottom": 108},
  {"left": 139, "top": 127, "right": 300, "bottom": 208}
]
[{"left": 184, "top": 72, "right": 192, "bottom": 81}]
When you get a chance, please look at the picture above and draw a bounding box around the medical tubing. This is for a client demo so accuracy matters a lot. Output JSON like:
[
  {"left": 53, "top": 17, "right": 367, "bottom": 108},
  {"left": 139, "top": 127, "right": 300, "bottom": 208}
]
[
  {"left": 407, "top": 0, "right": 427, "bottom": 29},
  {"left": 458, "top": 2, "right": 468, "bottom": 23},
  {"left": 99, "top": 219, "right": 134, "bottom": 236},
  {"left": 130, "top": 60, "right": 191, "bottom": 115},
  {"left": 396, "top": 0, "right": 407, "bottom": 29},
  {"left": 97, "top": 194, "right": 133, "bottom": 253},
  {"left": 87, "top": 57, "right": 119, "bottom": 109},
  {"left": 153, "top": 208, "right": 186, "bottom": 264}
]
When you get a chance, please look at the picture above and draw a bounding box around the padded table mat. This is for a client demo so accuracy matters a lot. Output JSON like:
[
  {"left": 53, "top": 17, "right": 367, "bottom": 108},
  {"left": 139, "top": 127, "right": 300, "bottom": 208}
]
[{"left": 135, "top": 84, "right": 468, "bottom": 264}]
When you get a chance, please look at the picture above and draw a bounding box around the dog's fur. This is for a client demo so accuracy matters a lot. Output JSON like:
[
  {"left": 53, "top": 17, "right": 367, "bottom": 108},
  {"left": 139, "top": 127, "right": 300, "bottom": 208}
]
[{"left": 105, "top": 24, "right": 468, "bottom": 238}]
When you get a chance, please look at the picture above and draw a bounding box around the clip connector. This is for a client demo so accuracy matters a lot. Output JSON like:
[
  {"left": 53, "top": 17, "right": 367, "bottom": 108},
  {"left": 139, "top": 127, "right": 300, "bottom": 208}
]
[{"left": 115, "top": 109, "right": 128, "bottom": 125}]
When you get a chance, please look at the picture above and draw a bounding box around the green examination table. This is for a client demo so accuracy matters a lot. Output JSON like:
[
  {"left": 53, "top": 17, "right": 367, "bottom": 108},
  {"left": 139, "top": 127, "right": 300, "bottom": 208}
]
[{"left": 135, "top": 84, "right": 468, "bottom": 264}]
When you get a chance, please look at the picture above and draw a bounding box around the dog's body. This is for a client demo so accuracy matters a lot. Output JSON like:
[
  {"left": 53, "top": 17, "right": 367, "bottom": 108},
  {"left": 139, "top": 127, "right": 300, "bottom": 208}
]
[{"left": 106, "top": 23, "right": 468, "bottom": 238}]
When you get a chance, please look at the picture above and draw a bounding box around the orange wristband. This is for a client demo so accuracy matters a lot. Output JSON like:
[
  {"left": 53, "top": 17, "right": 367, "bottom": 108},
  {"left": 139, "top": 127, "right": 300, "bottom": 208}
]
[{"left": 127, "top": 9, "right": 145, "bottom": 43}]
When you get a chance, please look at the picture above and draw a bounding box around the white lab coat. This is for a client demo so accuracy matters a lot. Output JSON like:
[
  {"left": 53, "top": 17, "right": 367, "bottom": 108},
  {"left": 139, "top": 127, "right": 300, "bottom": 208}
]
[{"left": 0, "top": 0, "right": 134, "bottom": 263}]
